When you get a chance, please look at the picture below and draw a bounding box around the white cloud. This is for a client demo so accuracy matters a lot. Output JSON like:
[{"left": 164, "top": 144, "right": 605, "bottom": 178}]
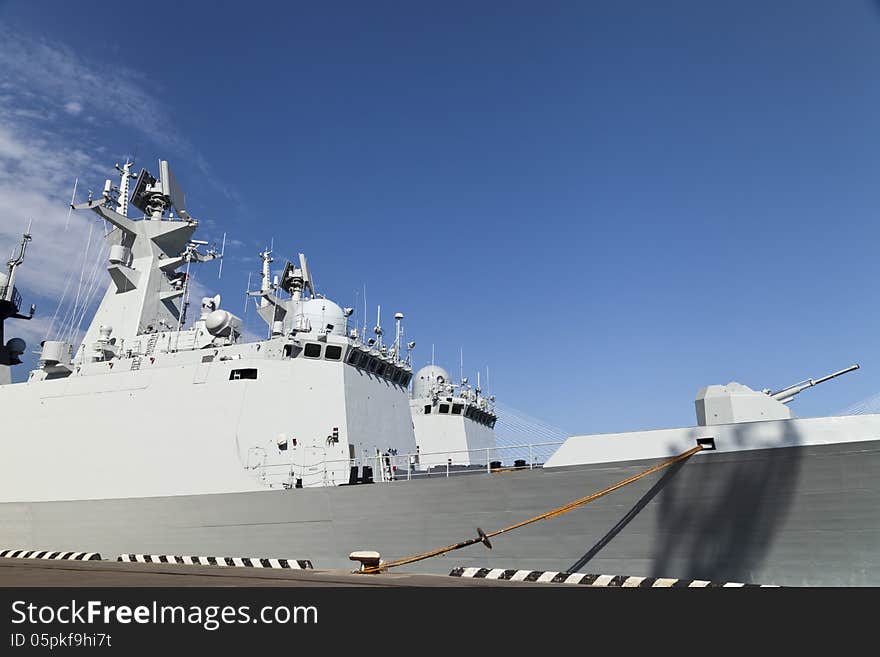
[
  {"left": 0, "top": 23, "right": 249, "bottom": 384},
  {"left": 0, "top": 25, "right": 208, "bottom": 355},
  {"left": 0, "top": 120, "right": 105, "bottom": 301},
  {"left": 0, "top": 25, "right": 176, "bottom": 153},
  {"left": 0, "top": 24, "right": 239, "bottom": 204}
]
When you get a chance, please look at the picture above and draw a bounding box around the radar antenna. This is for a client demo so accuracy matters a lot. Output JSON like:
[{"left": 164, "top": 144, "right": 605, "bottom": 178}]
[
  {"left": 299, "top": 253, "right": 314, "bottom": 296},
  {"left": 128, "top": 160, "right": 195, "bottom": 222},
  {"left": 278, "top": 253, "right": 316, "bottom": 299}
]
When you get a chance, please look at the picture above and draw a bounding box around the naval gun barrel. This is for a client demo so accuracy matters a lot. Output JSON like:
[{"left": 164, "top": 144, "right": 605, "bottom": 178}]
[{"left": 770, "top": 364, "right": 860, "bottom": 404}]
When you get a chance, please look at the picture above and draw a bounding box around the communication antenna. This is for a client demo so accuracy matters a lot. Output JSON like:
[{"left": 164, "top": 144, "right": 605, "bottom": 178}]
[
  {"left": 114, "top": 159, "right": 135, "bottom": 217},
  {"left": 394, "top": 312, "right": 404, "bottom": 358},
  {"left": 64, "top": 178, "right": 78, "bottom": 230},
  {"left": 298, "top": 253, "right": 313, "bottom": 296},
  {"left": 244, "top": 272, "right": 252, "bottom": 317},
  {"left": 460, "top": 348, "right": 463, "bottom": 384},
  {"left": 374, "top": 305, "right": 382, "bottom": 347},
  {"left": 353, "top": 287, "right": 360, "bottom": 340},
  {"left": 431, "top": 344, "right": 435, "bottom": 367},
  {"left": 217, "top": 232, "right": 227, "bottom": 279},
  {"left": 259, "top": 246, "right": 274, "bottom": 307}
]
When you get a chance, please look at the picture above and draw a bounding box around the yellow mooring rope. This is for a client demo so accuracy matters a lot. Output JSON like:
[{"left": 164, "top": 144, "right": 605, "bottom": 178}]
[{"left": 361, "top": 443, "right": 705, "bottom": 574}]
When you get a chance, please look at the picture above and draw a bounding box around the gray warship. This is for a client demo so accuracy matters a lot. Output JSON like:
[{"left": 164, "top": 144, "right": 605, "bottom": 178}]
[{"left": 1, "top": 160, "right": 877, "bottom": 586}]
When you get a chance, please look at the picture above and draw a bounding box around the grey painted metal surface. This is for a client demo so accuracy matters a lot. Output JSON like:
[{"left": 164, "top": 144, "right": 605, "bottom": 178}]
[{"left": 2, "top": 440, "right": 877, "bottom": 586}]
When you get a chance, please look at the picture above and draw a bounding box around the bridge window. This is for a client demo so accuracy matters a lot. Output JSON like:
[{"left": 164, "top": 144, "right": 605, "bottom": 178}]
[
  {"left": 304, "top": 343, "right": 322, "bottom": 358},
  {"left": 325, "top": 345, "right": 342, "bottom": 360},
  {"left": 439, "top": 403, "right": 450, "bottom": 414},
  {"left": 424, "top": 405, "right": 432, "bottom": 414},
  {"left": 229, "top": 368, "right": 258, "bottom": 380},
  {"left": 452, "top": 403, "right": 463, "bottom": 415},
  {"left": 347, "top": 349, "right": 360, "bottom": 365}
]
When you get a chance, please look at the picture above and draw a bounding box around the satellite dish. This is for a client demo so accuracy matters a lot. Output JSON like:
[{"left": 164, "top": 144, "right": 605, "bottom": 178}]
[
  {"left": 298, "top": 253, "right": 314, "bottom": 295},
  {"left": 159, "top": 160, "right": 191, "bottom": 220}
]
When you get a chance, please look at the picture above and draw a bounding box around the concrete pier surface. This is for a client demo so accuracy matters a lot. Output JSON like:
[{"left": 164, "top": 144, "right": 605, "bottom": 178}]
[{"left": 0, "top": 557, "right": 560, "bottom": 587}]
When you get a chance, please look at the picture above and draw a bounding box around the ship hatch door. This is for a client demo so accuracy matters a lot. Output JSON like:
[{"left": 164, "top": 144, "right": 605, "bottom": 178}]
[{"left": 193, "top": 359, "right": 212, "bottom": 384}]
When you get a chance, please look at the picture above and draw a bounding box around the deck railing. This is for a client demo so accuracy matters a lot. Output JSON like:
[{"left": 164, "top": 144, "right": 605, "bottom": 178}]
[{"left": 252, "top": 441, "right": 567, "bottom": 488}]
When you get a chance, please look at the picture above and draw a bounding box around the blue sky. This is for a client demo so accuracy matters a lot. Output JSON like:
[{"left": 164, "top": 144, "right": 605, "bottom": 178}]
[{"left": 2, "top": 1, "right": 880, "bottom": 433}]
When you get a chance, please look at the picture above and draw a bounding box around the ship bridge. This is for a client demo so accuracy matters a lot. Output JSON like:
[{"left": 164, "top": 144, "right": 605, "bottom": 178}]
[{"left": 410, "top": 364, "right": 498, "bottom": 469}]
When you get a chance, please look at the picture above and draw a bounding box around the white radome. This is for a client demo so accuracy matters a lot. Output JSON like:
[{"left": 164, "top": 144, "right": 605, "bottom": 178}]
[
  {"left": 412, "top": 365, "right": 452, "bottom": 398},
  {"left": 205, "top": 309, "right": 235, "bottom": 337},
  {"left": 300, "top": 298, "right": 346, "bottom": 336}
]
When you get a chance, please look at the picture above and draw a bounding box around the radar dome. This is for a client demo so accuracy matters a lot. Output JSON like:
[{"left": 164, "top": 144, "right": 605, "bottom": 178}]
[
  {"left": 412, "top": 365, "right": 452, "bottom": 399},
  {"left": 300, "top": 298, "right": 346, "bottom": 336},
  {"left": 205, "top": 309, "right": 242, "bottom": 338},
  {"left": 5, "top": 338, "right": 26, "bottom": 356}
]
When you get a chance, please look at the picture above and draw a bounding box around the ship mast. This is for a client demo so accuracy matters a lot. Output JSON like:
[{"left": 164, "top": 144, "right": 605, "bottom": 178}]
[
  {"left": 0, "top": 229, "right": 35, "bottom": 384},
  {"left": 259, "top": 247, "right": 273, "bottom": 308},
  {"left": 114, "top": 159, "right": 135, "bottom": 217}
]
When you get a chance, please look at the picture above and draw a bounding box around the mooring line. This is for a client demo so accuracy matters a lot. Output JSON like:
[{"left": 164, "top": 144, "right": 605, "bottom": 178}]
[{"left": 361, "top": 444, "right": 705, "bottom": 574}]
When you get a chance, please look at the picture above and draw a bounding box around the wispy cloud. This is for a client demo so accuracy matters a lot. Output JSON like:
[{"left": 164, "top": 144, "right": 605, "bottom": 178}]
[
  {"left": 0, "top": 24, "right": 184, "bottom": 158},
  {"left": 0, "top": 23, "right": 236, "bottom": 360},
  {"left": 0, "top": 23, "right": 240, "bottom": 201}
]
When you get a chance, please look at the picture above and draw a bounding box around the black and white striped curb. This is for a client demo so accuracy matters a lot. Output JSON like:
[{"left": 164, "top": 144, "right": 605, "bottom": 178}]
[
  {"left": 449, "top": 567, "right": 778, "bottom": 587},
  {"left": 117, "top": 554, "right": 313, "bottom": 569},
  {"left": 0, "top": 549, "right": 101, "bottom": 561}
]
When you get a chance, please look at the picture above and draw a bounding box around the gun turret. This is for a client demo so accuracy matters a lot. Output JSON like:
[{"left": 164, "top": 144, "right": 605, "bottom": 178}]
[{"left": 768, "top": 364, "right": 860, "bottom": 404}]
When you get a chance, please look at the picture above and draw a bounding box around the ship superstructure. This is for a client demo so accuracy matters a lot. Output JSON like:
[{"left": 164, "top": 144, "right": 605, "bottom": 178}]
[
  {"left": 1, "top": 160, "right": 418, "bottom": 500},
  {"left": 409, "top": 364, "right": 497, "bottom": 469}
]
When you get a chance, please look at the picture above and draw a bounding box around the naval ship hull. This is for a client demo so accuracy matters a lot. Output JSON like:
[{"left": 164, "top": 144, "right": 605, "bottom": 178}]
[{"left": 2, "top": 438, "right": 877, "bottom": 586}]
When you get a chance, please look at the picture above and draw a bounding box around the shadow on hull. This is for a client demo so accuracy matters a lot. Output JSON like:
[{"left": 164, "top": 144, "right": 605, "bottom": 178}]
[{"left": 568, "top": 423, "right": 804, "bottom": 583}]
